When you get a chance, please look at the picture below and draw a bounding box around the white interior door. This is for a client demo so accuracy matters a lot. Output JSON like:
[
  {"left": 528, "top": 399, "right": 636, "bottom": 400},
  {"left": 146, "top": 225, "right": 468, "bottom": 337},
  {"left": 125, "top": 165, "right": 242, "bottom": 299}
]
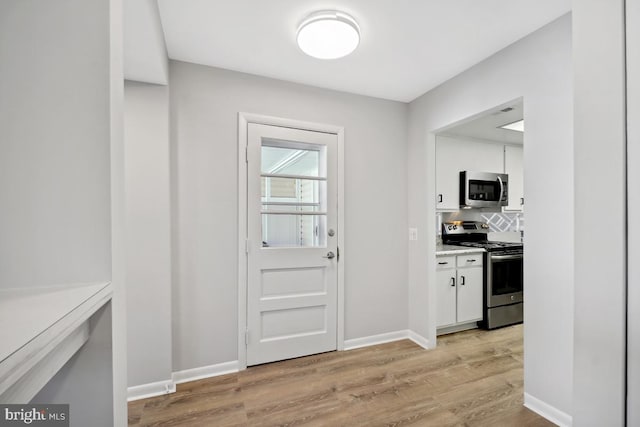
[{"left": 246, "top": 123, "right": 338, "bottom": 366}]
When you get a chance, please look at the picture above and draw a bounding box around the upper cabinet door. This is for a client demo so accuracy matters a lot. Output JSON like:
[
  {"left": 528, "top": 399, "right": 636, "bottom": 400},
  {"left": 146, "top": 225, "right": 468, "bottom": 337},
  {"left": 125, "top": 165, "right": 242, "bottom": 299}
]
[
  {"left": 435, "top": 136, "right": 505, "bottom": 211},
  {"left": 504, "top": 145, "right": 524, "bottom": 212}
]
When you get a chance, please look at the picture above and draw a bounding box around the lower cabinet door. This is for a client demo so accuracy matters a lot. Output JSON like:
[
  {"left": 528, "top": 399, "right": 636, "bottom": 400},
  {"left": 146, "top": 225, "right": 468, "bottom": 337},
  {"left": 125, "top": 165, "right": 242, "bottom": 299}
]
[
  {"left": 436, "top": 269, "right": 457, "bottom": 328},
  {"left": 456, "top": 267, "right": 484, "bottom": 323}
]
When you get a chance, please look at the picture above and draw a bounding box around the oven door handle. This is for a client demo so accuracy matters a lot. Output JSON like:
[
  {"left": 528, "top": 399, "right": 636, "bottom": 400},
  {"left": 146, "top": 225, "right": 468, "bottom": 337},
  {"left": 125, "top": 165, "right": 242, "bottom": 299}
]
[{"left": 491, "top": 254, "right": 522, "bottom": 261}]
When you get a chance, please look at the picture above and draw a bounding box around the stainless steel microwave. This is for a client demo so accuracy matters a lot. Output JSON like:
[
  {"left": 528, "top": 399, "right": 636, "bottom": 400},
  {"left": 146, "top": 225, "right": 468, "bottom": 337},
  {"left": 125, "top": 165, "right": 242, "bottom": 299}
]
[{"left": 459, "top": 171, "right": 509, "bottom": 208}]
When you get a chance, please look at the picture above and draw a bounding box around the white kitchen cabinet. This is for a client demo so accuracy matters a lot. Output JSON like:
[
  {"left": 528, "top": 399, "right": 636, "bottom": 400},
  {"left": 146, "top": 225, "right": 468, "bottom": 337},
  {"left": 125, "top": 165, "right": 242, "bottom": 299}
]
[
  {"left": 436, "top": 253, "right": 484, "bottom": 331},
  {"left": 435, "top": 136, "right": 505, "bottom": 210},
  {"left": 504, "top": 145, "right": 524, "bottom": 211},
  {"left": 456, "top": 254, "right": 484, "bottom": 323},
  {"left": 436, "top": 256, "right": 457, "bottom": 327}
]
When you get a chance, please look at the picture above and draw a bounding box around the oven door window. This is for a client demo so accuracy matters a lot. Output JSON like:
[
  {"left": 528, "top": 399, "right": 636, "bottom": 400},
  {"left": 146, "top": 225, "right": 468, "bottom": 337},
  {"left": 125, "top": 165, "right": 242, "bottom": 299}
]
[{"left": 491, "top": 257, "right": 523, "bottom": 295}]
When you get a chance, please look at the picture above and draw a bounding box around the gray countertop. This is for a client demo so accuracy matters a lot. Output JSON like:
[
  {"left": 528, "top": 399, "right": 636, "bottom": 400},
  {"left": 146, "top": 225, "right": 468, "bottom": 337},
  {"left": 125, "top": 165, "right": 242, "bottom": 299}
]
[{"left": 436, "top": 245, "right": 486, "bottom": 256}]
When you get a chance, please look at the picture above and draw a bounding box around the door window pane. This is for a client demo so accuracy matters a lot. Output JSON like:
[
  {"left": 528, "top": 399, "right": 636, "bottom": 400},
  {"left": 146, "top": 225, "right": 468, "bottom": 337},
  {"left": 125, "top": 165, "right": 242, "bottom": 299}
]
[
  {"left": 262, "top": 214, "right": 326, "bottom": 248},
  {"left": 260, "top": 140, "right": 327, "bottom": 248},
  {"left": 261, "top": 146, "right": 321, "bottom": 177},
  {"left": 261, "top": 177, "right": 324, "bottom": 209},
  {"left": 262, "top": 177, "right": 297, "bottom": 199}
]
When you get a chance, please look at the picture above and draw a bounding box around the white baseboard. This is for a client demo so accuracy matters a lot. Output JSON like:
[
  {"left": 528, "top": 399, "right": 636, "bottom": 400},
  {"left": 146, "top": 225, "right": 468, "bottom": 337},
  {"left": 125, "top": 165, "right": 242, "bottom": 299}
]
[
  {"left": 128, "top": 361, "right": 239, "bottom": 401},
  {"left": 344, "top": 329, "right": 431, "bottom": 351},
  {"left": 524, "top": 393, "right": 572, "bottom": 427},
  {"left": 407, "top": 330, "right": 431, "bottom": 349},
  {"left": 171, "top": 360, "right": 239, "bottom": 385},
  {"left": 344, "top": 330, "right": 409, "bottom": 350},
  {"left": 127, "top": 379, "right": 175, "bottom": 402}
]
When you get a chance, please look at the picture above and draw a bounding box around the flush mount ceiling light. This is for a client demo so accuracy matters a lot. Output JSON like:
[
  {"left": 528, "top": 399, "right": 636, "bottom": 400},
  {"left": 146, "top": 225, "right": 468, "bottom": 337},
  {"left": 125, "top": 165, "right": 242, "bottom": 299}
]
[
  {"left": 296, "top": 11, "right": 360, "bottom": 60},
  {"left": 499, "top": 119, "right": 525, "bottom": 132}
]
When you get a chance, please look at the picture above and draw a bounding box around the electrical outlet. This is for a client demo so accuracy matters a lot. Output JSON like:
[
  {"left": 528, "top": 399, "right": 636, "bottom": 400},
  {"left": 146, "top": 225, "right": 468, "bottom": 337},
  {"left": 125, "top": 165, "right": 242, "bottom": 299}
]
[{"left": 409, "top": 228, "right": 418, "bottom": 241}]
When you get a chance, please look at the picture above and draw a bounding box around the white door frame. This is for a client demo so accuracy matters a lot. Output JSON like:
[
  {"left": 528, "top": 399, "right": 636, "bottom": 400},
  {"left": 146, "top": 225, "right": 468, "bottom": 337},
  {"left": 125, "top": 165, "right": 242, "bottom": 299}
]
[
  {"left": 627, "top": 0, "right": 640, "bottom": 423},
  {"left": 237, "top": 112, "right": 345, "bottom": 370}
]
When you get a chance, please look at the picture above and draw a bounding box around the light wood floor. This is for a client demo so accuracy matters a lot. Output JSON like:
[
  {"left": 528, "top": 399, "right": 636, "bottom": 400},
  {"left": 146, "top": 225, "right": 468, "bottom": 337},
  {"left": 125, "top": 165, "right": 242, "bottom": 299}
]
[{"left": 128, "top": 324, "right": 553, "bottom": 426}]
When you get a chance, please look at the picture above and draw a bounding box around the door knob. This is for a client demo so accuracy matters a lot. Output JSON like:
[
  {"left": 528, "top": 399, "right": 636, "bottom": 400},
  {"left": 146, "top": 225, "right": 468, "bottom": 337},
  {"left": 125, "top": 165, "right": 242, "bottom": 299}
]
[{"left": 323, "top": 251, "right": 335, "bottom": 259}]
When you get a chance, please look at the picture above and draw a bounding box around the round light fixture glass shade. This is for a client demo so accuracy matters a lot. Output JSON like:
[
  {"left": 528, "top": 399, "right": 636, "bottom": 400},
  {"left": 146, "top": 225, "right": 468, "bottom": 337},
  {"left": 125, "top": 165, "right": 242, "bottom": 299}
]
[{"left": 296, "top": 11, "right": 360, "bottom": 59}]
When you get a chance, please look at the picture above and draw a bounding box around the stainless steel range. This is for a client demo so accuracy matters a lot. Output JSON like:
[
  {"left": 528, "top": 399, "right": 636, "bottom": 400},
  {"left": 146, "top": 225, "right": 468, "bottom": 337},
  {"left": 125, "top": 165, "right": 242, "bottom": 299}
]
[{"left": 442, "top": 221, "right": 523, "bottom": 329}]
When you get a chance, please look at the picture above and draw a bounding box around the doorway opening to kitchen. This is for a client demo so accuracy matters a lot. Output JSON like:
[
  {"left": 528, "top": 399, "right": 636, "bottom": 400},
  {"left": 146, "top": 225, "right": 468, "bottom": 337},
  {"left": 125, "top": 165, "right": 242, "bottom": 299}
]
[
  {"left": 237, "top": 113, "right": 345, "bottom": 369},
  {"left": 432, "top": 98, "right": 525, "bottom": 341}
]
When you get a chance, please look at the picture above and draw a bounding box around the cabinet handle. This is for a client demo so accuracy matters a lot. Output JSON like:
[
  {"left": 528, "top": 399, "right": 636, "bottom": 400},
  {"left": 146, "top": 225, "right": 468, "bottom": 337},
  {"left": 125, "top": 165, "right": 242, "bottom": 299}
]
[
  {"left": 438, "top": 261, "right": 448, "bottom": 265},
  {"left": 466, "top": 259, "right": 476, "bottom": 263},
  {"left": 520, "top": 197, "right": 524, "bottom": 206},
  {"left": 460, "top": 275, "right": 466, "bottom": 285},
  {"left": 438, "top": 194, "right": 443, "bottom": 203},
  {"left": 450, "top": 277, "right": 455, "bottom": 287}
]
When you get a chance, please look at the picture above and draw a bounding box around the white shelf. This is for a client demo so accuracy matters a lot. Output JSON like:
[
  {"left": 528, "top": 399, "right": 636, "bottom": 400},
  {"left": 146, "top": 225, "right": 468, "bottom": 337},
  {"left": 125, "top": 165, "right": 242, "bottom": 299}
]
[{"left": 0, "top": 282, "right": 112, "bottom": 403}]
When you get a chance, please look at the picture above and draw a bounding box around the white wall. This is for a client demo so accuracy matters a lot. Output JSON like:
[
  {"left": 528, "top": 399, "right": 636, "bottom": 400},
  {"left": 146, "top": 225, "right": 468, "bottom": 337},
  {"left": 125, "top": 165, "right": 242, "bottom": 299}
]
[
  {"left": 407, "top": 14, "right": 574, "bottom": 421},
  {"left": 124, "top": 0, "right": 168, "bottom": 85},
  {"left": 110, "top": 0, "right": 128, "bottom": 422},
  {"left": 628, "top": 0, "right": 640, "bottom": 423},
  {"left": 572, "top": 1, "right": 627, "bottom": 425},
  {"left": 170, "top": 62, "right": 409, "bottom": 371},
  {"left": 124, "top": 81, "right": 172, "bottom": 387},
  {"left": 0, "top": 0, "right": 126, "bottom": 424},
  {"left": 0, "top": 0, "right": 112, "bottom": 289}
]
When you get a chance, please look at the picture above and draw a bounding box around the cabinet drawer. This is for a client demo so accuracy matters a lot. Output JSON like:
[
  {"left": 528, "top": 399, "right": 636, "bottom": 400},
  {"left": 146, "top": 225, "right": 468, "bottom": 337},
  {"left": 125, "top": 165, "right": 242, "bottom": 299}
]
[
  {"left": 457, "top": 254, "right": 483, "bottom": 268},
  {"left": 436, "top": 256, "right": 456, "bottom": 270}
]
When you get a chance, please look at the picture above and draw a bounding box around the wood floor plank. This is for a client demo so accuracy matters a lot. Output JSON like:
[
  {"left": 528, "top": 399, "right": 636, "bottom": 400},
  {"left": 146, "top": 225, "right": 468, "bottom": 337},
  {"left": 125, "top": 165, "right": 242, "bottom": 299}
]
[
  {"left": 130, "top": 324, "right": 554, "bottom": 426},
  {"left": 127, "top": 399, "right": 145, "bottom": 425}
]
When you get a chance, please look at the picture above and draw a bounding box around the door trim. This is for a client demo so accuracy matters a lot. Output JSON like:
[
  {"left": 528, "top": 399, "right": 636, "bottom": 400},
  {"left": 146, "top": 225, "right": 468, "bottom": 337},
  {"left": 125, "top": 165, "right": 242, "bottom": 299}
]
[{"left": 237, "top": 112, "right": 345, "bottom": 370}]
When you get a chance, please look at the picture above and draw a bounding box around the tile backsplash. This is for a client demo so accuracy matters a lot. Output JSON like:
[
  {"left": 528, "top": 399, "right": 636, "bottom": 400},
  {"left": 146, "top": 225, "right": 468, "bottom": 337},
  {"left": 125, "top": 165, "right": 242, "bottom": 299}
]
[
  {"left": 437, "top": 210, "right": 524, "bottom": 235},
  {"left": 480, "top": 212, "right": 524, "bottom": 232}
]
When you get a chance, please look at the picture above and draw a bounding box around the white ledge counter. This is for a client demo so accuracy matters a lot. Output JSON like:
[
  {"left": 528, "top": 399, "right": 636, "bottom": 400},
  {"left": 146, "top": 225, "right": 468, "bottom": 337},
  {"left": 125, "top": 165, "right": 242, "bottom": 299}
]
[{"left": 0, "top": 282, "right": 113, "bottom": 404}]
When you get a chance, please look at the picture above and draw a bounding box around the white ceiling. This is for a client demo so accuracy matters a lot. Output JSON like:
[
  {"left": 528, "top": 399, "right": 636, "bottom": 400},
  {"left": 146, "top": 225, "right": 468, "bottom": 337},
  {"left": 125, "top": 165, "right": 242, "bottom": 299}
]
[
  {"left": 126, "top": 0, "right": 571, "bottom": 102},
  {"left": 441, "top": 100, "right": 524, "bottom": 144}
]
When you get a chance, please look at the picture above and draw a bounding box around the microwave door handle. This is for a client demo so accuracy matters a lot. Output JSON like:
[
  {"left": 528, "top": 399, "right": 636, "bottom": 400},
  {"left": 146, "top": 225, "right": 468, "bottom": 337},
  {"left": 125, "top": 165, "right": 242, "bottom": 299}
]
[{"left": 497, "top": 176, "right": 504, "bottom": 203}]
